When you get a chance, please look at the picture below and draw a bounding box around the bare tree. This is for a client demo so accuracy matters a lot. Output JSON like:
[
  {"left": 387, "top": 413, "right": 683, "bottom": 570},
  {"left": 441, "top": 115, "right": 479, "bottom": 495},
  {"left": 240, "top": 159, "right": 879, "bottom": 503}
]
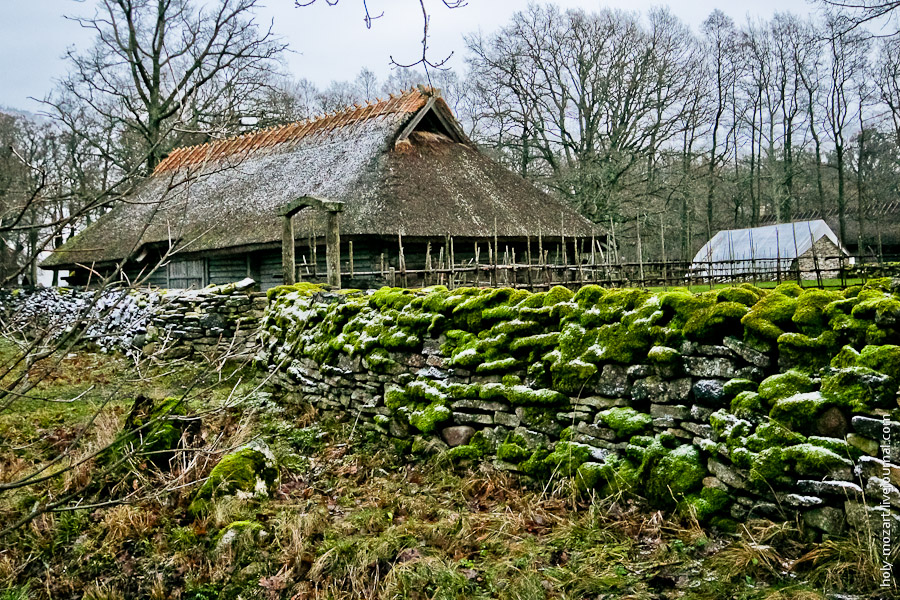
[{"left": 46, "top": 0, "right": 287, "bottom": 176}]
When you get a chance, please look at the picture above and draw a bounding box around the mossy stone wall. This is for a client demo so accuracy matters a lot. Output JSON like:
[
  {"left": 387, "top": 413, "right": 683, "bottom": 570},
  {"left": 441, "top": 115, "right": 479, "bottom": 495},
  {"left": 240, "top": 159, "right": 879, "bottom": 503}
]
[{"left": 262, "top": 281, "right": 900, "bottom": 539}]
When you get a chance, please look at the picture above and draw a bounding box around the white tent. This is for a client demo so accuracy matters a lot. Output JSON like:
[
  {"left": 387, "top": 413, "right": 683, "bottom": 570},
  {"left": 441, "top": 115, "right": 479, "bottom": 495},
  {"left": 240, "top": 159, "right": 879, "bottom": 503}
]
[{"left": 691, "top": 220, "right": 850, "bottom": 277}]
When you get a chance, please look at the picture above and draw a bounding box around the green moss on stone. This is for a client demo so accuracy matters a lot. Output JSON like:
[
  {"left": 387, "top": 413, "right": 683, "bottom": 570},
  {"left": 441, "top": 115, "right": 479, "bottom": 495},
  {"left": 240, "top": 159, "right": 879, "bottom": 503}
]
[
  {"left": 777, "top": 331, "right": 839, "bottom": 371},
  {"left": 716, "top": 287, "right": 761, "bottom": 307},
  {"left": 792, "top": 289, "right": 840, "bottom": 335},
  {"left": 544, "top": 441, "right": 593, "bottom": 477},
  {"left": 745, "top": 422, "right": 806, "bottom": 453},
  {"left": 769, "top": 391, "right": 832, "bottom": 432},
  {"left": 723, "top": 378, "right": 758, "bottom": 399},
  {"left": 857, "top": 344, "right": 900, "bottom": 379},
  {"left": 730, "top": 391, "right": 765, "bottom": 422},
  {"left": 782, "top": 443, "right": 853, "bottom": 476},
  {"left": 758, "top": 370, "right": 816, "bottom": 405},
  {"left": 192, "top": 443, "right": 279, "bottom": 512},
  {"left": 476, "top": 357, "right": 520, "bottom": 373},
  {"left": 573, "top": 284, "right": 606, "bottom": 308},
  {"left": 598, "top": 407, "right": 652, "bottom": 438},
  {"left": 820, "top": 366, "right": 898, "bottom": 412},
  {"left": 741, "top": 293, "right": 798, "bottom": 350},
  {"left": 544, "top": 285, "right": 575, "bottom": 306}
]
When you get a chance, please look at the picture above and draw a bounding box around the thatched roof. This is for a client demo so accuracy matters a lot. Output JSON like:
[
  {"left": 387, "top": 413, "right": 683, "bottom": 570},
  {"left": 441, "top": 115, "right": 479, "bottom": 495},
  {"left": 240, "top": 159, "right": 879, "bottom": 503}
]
[{"left": 43, "top": 87, "right": 597, "bottom": 270}]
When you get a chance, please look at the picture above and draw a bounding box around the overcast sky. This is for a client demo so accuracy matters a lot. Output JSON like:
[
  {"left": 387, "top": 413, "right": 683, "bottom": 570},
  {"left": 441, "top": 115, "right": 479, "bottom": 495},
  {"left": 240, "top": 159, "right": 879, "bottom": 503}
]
[{"left": 2, "top": 0, "right": 816, "bottom": 113}]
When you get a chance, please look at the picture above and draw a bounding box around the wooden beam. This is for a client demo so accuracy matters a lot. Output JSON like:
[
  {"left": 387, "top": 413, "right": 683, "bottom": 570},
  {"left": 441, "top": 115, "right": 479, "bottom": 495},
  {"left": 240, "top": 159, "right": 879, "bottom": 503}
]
[
  {"left": 395, "top": 96, "right": 437, "bottom": 144},
  {"left": 325, "top": 210, "right": 341, "bottom": 288},
  {"left": 282, "top": 214, "right": 295, "bottom": 285}
]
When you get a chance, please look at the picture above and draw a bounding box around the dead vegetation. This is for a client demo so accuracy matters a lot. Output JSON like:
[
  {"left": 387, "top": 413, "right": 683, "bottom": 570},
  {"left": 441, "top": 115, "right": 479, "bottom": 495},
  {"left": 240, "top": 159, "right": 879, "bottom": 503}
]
[{"left": 0, "top": 343, "right": 894, "bottom": 599}]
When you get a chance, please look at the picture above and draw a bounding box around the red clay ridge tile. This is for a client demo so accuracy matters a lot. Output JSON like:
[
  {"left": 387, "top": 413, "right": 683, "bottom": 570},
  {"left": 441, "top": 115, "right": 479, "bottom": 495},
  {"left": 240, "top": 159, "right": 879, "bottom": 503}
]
[{"left": 154, "top": 88, "right": 432, "bottom": 174}]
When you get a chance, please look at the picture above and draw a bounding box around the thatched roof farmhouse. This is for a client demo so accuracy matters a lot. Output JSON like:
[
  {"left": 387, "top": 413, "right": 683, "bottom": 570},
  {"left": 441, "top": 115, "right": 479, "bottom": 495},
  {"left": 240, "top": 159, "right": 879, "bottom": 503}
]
[{"left": 43, "top": 87, "right": 597, "bottom": 289}]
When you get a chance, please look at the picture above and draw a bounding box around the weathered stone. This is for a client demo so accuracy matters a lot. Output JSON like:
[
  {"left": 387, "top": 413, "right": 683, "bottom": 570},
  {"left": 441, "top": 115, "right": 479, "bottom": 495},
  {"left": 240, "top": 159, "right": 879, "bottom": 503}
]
[
  {"left": 845, "top": 501, "right": 900, "bottom": 546},
  {"left": 865, "top": 477, "right": 900, "bottom": 509},
  {"left": 652, "top": 416, "right": 676, "bottom": 428},
  {"left": 846, "top": 433, "right": 880, "bottom": 456},
  {"left": 702, "top": 476, "right": 729, "bottom": 492},
  {"left": 856, "top": 456, "right": 900, "bottom": 488},
  {"left": 816, "top": 406, "right": 849, "bottom": 438},
  {"left": 596, "top": 364, "right": 630, "bottom": 397},
  {"left": 453, "top": 412, "right": 493, "bottom": 426},
  {"left": 425, "top": 355, "right": 446, "bottom": 368},
  {"left": 681, "top": 421, "right": 713, "bottom": 438},
  {"left": 665, "top": 427, "right": 692, "bottom": 440},
  {"left": 685, "top": 356, "right": 739, "bottom": 379},
  {"left": 493, "top": 411, "right": 520, "bottom": 428},
  {"left": 851, "top": 415, "right": 900, "bottom": 440},
  {"left": 708, "top": 458, "right": 749, "bottom": 490},
  {"left": 576, "top": 396, "right": 627, "bottom": 409},
  {"left": 631, "top": 376, "right": 692, "bottom": 404},
  {"left": 451, "top": 399, "right": 507, "bottom": 412},
  {"left": 804, "top": 506, "right": 846, "bottom": 535},
  {"left": 556, "top": 411, "right": 591, "bottom": 423},
  {"left": 421, "top": 339, "right": 442, "bottom": 355},
  {"left": 650, "top": 404, "right": 690, "bottom": 420},
  {"left": 574, "top": 422, "right": 617, "bottom": 441},
  {"left": 796, "top": 479, "right": 863, "bottom": 498},
  {"left": 747, "top": 502, "right": 781, "bottom": 519},
  {"left": 690, "top": 404, "right": 714, "bottom": 421},
  {"left": 730, "top": 503, "right": 749, "bottom": 520},
  {"left": 513, "top": 427, "right": 550, "bottom": 450},
  {"left": 780, "top": 494, "right": 825, "bottom": 508},
  {"left": 417, "top": 366, "right": 448, "bottom": 379},
  {"left": 441, "top": 425, "right": 476, "bottom": 447},
  {"left": 722, "top": 336, "right": 771, "bottom": 368},
  {"left": 626, "top": 364, "right": 652, "bottom": 378},
  {"left": 696, "top": 344, "right": 733, "bottom": 357},
  {"left": 692, "top": 379, "right": 726, "bottom": 404}
]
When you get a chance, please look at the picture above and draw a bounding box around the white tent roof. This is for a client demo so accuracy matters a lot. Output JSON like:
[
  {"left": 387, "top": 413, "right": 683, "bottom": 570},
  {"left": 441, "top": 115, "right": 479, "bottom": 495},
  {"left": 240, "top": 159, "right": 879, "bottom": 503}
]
[{"left": 691, "top": 220, "right": 848, "bottom": 275}]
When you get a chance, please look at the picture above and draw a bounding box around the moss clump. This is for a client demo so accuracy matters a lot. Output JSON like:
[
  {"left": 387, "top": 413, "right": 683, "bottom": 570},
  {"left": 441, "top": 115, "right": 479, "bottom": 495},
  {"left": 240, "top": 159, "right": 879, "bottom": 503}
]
[
  {"left": 595, "top": 407, "right": 650, "bottom": 438},
  {"left": 745, "top": 422, "right": 806, "bottom": 453},
  {"left": 591, "top": 322, "right": 652, "bottom": 364},
  {"left": 792, "top": 289, "right": 840, "bottom": 335},
  {"left": 544, "top": 441, "right": 593, "bottom": 477},
  {"left": 191, "top": 441, "right": 279, "bottom": 514},
  {"left": 678, "top": 486, "right": 731, "bottom": 522},
  {"left": 630, "top": 439, "right": 705, "bottom": 507},
  {"left": 820, "top": 366, "right": 898, "bottom": 412},
  {"left": 550, "top": 358, "right": 598, "bottom": 393},
  {"left": 769, "top": 391, "right": 832, "bottom": 432},
  {"left": 509, "top": 332, "right": 559, "bottom": 353},
  {"left": 774, "top": 282, "right": 803, "bottom": 297},
  {"left": 749, "top": 447, "right": 791, "bottom": 487},
  {"left": 857, "top": 344, "right": 900, "bottom": 379},
  {"left": 777, "top": 331, "right": 839, "bottom": 371},
  {"left": 716, "top": 286, "right": 761, "bottom": 307},
  {"left": 104, "top": 396, "right": 186, "bottom": 471},
  {"left": 506, "top": 385, "right": 567, "bottom": 406},
  {"left": 543, "top": 285, "right": 575, "bottom": 306},
  {"left": 741, "top": 293, "right": 798, "bottom": 350},
  {"left": 683, "top": 302, "right": 748, "bottom": 342},
  {"left": 266, "top": 282, "right": 324, "bottom": 301},
  {"left": 446, "top": 431, "right": 492, "bottom": 463},
  {"left": 476, "top": 357, "right": 519, "bottom": 374},
  {"left": 496, "top": 435, "right": 530, "bottom": 463},
  {"left": 519, "top": 448, "right": 551, "bottom": 478},
  {"left": 730, "top": 391, "right": 765, "bottom": 422},
  {"left": 708, "top": 410, "right": 751, "bottom": 448},
  {"left": 782, "top": 443, "right": 853, "bottom": 476},
  {"left": 369, "top": 287, "right": 415, "bottom": 310},
  {"left": 574, "top": 461, "right": 606, "bottom": 491},
  {"left": 831, "top": 345, "right": 861, "bottom": 369},
  {"left": 807, "top": 436, "right": 861, "bottom": 461},
  {"left": 385, "top": 382, "right": 451, "bottom": 434},
  {"left": 647, "top": 346, "right": 680, "bottom": 366},
  {"left": 723, "top": 378, "right": 757, "bottom": 400},
  {"left": 757, "top": 370, "right": 816, "bottom": 405},
  {"left": 573, "top": 284, "right": 606, "bottom": 308}
]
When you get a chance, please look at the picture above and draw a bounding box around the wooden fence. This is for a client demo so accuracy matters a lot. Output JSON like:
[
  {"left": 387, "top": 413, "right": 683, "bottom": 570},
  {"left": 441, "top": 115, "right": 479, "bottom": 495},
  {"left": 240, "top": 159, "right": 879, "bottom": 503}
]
[{"left": 330, "top": 248, "right": 900, "bottom": 291}]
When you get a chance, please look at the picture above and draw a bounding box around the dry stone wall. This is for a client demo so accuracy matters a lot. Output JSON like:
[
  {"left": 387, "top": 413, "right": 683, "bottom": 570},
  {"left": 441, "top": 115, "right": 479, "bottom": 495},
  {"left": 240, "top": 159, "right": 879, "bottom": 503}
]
[
  {"left": 0, "top": 278, "right": 265, "bottom": 359},
  {"left": 261, "top": 281, "right": 900, "bottom": 547}
]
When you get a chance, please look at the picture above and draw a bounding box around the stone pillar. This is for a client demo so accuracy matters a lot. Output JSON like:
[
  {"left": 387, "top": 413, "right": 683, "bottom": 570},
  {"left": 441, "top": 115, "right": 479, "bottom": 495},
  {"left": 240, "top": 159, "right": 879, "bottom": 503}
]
[{"left": 282, "top": 214, "right": 295, "bottom": 286}]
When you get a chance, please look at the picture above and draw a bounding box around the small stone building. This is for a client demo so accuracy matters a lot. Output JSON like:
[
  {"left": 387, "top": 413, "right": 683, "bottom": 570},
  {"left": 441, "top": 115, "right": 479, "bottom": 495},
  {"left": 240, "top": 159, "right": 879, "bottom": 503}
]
[
  {"left": 692, "top": 220, "right": 850, "bottom": 280},
  {"left": 41, "top": 87, "right": 598, "bottom": 290}
]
